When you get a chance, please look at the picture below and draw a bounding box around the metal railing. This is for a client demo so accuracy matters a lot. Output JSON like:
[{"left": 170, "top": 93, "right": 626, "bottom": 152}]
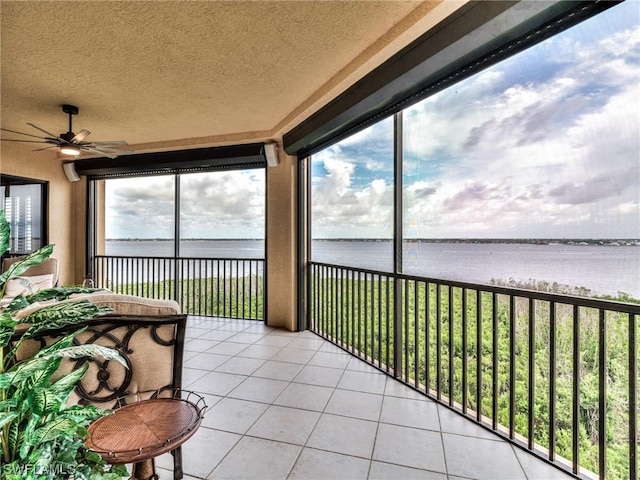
[
  {"left": 93, "top": 255, "right": 265, "bottom": 320},
  {"left": 309, "top": 261, "right": 639, "bottom": 480}
]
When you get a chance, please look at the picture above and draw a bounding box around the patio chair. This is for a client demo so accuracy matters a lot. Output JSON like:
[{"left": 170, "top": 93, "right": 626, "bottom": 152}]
[
  {"left": 1, "top": 255, "right": 59, "bottom": 285},
  {"left": 10, "top": 303, "right": 189, "bottom": 479}
]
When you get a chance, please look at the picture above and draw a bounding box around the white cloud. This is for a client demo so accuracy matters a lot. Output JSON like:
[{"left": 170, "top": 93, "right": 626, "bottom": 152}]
[
  {"left": 396, "top": 15, "right": 640, "bottom": 239},
  {"left": 312, "top": 150, "right": 393, "bottom": 238},
  {"left": 106, "top": 170, "right": 265, "bottom": 239}
]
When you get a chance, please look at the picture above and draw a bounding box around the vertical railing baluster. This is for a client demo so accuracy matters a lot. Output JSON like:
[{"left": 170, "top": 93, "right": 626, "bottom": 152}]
[
  {"left": 572, "top": 304, "right": 580, "bottom": 473},
  {"left": 332, "top": 266, "right": 337, "bottom": 341},
  {"left": 405, "top": 280, "right": 410, "bottom": 383},
  {"left": 317, "top": 265, "right": 321, "bottom": 331},
  {"left": 509, "top": 295, "right": 516, "bottom": 439},
  {"left": 326, "top": 266, "right": 330, "bottom": 338},
  {"left": 345, "top": 268, "right": 350, "bottom": 347},
  {"left": 351, "top": 270, "right": 356, "bottom": 354},
  {"left": 357, "top": 271, "right": 362, "bottom": 355},
  {"left": 476, "top": 289, "right": 482, "bottom": 423},
  {"left": 436, "top": 284, "right": 442, "bottom": 401},
  {"left": 200, "top": 259, "right": 204, "bottom": 317},
  {"left": 414, "top": 280, "right": 420, "bottom": 388},
  {"left": 249, "top": 261, "right": 254, "bottom": 319},
  {"left": 320, "top": 266, "right": 325, "bottom": 335},
  {"left": 529, "top": 298, "right": 536, "bottom": 451},
  {"left": 549, "top": 301, "right": 557, "bottom": 462},
  {"left": 327, "top": 265, "right": 332, "bottom": 339},
  {"left": 235, "top": 259, "right": 239, "bottom": 317},
  {"left": 425, "top": 282, "right": 430, "bottom": 396},
  {"left": 378, "top": 274, "right": 383, "bottom": 367},
  {"left": 366, "top": 271, "right": 370, "bottom": 359},
  {"left": 599, "top": 308, "right": 607, "bottom": 479},
  {"left": 188, "top": 258, "right": 193, "bottom": 316},
  {"left": 630, "top": 312, "right": 637, "bottom": 480},
  {"left": 364, "top": 273, "right": 369, "bottom": 360},
  {"left": 309, "top": 264, "right": 314, "bottom": 330},
  {"left": 492, "top": 292, "right": 498, "bottom": 431},
  {"left": 315, "top": 266, "right": 320, "bottom": 333},
  {"left": 393, "top": 275, "right": 401, "bottom": 379},
  {"left": 385, "top": 276, "right": 390, "bottom": 372},
  {"left": 462, "top": 288, "right": 468, "bottom": 415},
  {"left": 216, "top": 260, "right": 220, "bottom": 316},
  {"left": 449, "top": 286, "right": 454, "bottom": 407},
  {"left": 320, "top": 267, "right": 325, "bottom": 340},
  {"left": 242, "top": 260, "right": 246, "bottom": 318},
  {"left": 341, "top": 267, "right": 346, "bottom": 346}
]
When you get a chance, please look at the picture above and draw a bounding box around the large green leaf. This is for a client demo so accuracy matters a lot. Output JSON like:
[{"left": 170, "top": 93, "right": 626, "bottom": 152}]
[
  {"left": 2, "top": 295, "right": 30, "bottom": 314},
  {"left": 49, "top": 362, "right": 89, "bottom": 401},
  {"left": 58, "top": 404, "right": 109, "bottom": 423},
  {"left": 0, "top": 397, "right": 19, "bottom": 411},
  {"left": 32, "top": 329, "right": 79, "bottom": 357},
  {"left": 1, "top": 341, "right": 125, "bottom": 388},
  {"left": 19, "top": 417, "right": 77, "bottom": 459},
  {"left": 0, "top": 410, "right": 19, "bottom": 429},
  {"left": 27, "top": 387, "right": 65, "bottom": 417},
  {"left": 41, "top": 344, "right": 127, "bottom": 368},
  {"left": 0, "top": 356, "right": 62, "bottom": 388},
  {"left": 0, "top": 244, "right": 54, "bottom": 288},
  {"left": 19, "top": 301, "right": 113, "bottom": 338},
  {"left": 7, "top": 420, "right": 21, "bottom": 460},
  {"left": 0, "top": 312, "right": 19, "bottom": 348},
  {"left": 26, "top": 286, "right": 106, "bottom": 303}
]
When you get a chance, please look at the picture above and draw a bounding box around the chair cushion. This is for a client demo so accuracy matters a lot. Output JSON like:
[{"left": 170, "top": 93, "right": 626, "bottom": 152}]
[{"left": 1, "top": 273, "right": 54, "bottom": 306}]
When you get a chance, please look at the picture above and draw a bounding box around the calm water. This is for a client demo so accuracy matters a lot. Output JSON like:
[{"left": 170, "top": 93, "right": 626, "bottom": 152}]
[{"left": 106, "top": 239, "right": 640, "bottom": 298}]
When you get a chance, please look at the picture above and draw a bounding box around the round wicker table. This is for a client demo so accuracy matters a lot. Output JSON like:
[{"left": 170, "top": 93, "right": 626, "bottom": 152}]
[{"left": 86, "top": 396, "right": 204, "bottom": 480}]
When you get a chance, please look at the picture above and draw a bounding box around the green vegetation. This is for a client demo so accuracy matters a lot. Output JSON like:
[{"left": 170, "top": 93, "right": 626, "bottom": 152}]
[
  {"left": 310, "top": 273, "right": 639, "bottom": 480},
  {"left": 109, "top": 276, "right": 264, "bottom": 319},
  {"left": 0, "top": 211, "right": 128, "bottom": 479},
  {"left": 107, "top": 267, "right": 637, "bottom": 478}
]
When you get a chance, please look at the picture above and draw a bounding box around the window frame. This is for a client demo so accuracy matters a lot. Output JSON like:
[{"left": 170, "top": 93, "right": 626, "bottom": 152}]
[{"left": 0, "top": 174, "right": 48, "bottom": 256}]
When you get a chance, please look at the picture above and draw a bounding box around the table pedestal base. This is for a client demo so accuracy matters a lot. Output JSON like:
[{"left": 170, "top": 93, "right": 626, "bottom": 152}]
[{"left": 131, "top": 458, "right": 158, "bottom": 480}]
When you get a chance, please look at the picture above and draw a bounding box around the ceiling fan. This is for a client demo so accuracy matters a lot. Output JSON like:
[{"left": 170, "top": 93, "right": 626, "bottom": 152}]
[{"left": 0, "top": 104, "right": 134, "bottom": 159}]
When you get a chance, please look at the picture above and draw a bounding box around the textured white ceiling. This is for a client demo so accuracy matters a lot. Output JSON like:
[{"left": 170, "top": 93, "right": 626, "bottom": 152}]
[{"left": 1, "top": 1, "right": 447, "bottom": 154}]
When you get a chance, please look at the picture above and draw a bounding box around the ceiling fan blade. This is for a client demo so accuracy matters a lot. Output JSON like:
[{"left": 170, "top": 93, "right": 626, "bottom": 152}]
[
  {"left": 80, "top": 145, "right": 118, "bottom": 159},
  {"left": 32, "top": 145, "right": 58, "bottom": 152},
  {"left": 71, "top": 129, "right": 91, "bottom": 143},
  {"left": 89, "top": 140, "right": 128, "bottom": 146},
  {"left": 0, "top": 127, "right": 47, "bottom": 140},
  {"left": 0, "top": 138, "right": 49, "bottom": 144},
  {"left": 27, "top": 123, "right": 65, "bottom": 142},
  {"left": 98, "top": 147, "right": 135, "bottom": 155}
]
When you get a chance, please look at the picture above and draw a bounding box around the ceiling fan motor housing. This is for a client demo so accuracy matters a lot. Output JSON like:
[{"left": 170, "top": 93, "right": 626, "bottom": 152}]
[
  {"left": 62, "top": 104, "right": 79, "bottom": 116},
  {"left": 60, "top": 132, "right": 76, "bottom": 142}
]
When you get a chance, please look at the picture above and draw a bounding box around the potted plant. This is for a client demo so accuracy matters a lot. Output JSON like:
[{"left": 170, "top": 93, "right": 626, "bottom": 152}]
[{"left": 0, "top": 211, "right": 128, "bottom": 480}]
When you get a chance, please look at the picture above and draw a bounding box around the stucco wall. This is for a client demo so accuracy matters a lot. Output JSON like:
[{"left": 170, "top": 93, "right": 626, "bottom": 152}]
[
  {"left": 0, "top": 142, "right": 84, "bottom": 285},
  {"left": 265, "top": 148, "right": 298, "bottom": 331},
  {"left": 1, "top": 141, "right": 300, "bottom": 331}
]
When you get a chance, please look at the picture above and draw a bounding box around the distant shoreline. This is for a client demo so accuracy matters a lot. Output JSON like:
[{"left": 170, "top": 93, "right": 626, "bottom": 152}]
[{"left": 107, "top": 238, "right": 640, "bottom": 246}]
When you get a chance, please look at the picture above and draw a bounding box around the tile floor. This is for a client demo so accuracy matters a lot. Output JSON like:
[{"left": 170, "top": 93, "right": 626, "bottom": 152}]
[{"left": 150, "top": 316, "right": 571, "bottom": 480}]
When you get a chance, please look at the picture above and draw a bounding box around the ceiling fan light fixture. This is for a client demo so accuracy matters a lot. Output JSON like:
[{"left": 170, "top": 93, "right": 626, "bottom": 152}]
[
  {"left": 1, "top": 104, "right": 131, "bottom": 158},
  {"left": 60, "top": 145, "right": 81, "bottom": 156}
]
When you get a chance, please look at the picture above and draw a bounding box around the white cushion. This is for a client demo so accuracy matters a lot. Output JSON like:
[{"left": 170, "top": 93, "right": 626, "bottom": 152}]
[{"left": 2, "top": 274, "right": 54, "bottom": 303}]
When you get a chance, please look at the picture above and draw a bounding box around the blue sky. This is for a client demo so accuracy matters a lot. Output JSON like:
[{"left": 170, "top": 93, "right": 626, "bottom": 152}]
[
  {"left": 106, "top": 2, "right": 639, "bottom": 241},
  {"left": 312, "top": 1, "right": 640, "bottom": 239}
]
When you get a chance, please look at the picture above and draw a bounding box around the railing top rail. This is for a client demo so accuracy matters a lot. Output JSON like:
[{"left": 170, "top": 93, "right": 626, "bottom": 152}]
[
  {"left": 96, "top": 255, "right": 266, "bottom": 262},
  {"left": 309, "top": 261, "right": 640, "bottom": 314}
]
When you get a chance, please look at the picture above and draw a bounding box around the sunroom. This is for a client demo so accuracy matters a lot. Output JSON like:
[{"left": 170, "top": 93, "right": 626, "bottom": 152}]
[{"left": 1, "top": 1, "right": 638, "bottom": 479}]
